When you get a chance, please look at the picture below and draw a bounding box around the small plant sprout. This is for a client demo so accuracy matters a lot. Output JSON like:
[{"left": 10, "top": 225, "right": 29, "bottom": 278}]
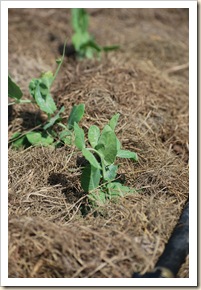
[
  {"left": 8, "top": 41, "right": 85, "bottom": 149},
  {"left": 9, "top": 103, "right": 85, "bottom": 149},
  {"left": 28, "top": 40, "right": 67, "bottom": 116},
  {"left": 74, "top": 113, "right": 138, "bottom": 206},
  {"left": 71, "top": 8, "right": 119, "bottom": 59},
  {"left": 8, "top": 40, "right": 67, "bottom": 108}
]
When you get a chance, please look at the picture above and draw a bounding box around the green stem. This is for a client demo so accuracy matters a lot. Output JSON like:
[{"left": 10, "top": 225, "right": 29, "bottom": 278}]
[
  {"left": 87, "top": 148, "right": 107, "bottom": 179},
  {"left": 57, "top": 122, "right": 68, "bottom": 130},
  {"left": 8, "top": 99, "right": 33, "bottom": 106},
  {"left": 51, "top": 39, "right": 67, "bottom": 85}
]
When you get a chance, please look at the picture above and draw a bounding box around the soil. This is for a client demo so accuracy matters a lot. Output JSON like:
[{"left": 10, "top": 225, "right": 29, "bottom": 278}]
[{"left": 8, "top": 8, "right": 189, "bottom": 278}]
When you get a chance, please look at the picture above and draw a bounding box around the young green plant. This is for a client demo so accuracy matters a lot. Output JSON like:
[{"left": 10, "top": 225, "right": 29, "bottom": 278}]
[
  {"left": 9, "top": 103, "right": 85, "bottom": 149},
  {"left": 71, "top": 8, "right": 119, "bottom": 59},
  {"left": 9, "top": 42, "right": 85, "bottom": 148},
  {"left": 8, "top": 40, "right": 66, "bottom": 108},
  {"left": 74, "top": 113, "right": 138, "bottom": 206}
]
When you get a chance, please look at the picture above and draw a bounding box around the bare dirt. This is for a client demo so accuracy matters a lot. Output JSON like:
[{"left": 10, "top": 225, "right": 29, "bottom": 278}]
[{"left": 8, "top": 8, "right": 189, "bottom": 278}]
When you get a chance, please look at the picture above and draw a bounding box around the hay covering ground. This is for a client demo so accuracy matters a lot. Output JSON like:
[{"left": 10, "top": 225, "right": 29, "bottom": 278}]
[{"left": 8, "top": 8, "right": 189, "bottom": 278}]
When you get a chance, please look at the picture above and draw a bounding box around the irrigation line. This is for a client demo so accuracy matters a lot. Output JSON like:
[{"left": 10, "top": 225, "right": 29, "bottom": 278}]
[{"left": 132, "top": 199, "right": 189, "bottom": 278}]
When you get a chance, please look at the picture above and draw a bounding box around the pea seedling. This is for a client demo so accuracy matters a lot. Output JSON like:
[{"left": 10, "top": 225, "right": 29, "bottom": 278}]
[
  {"left": 74, "top": 113, "right": 138, "bottom": 206},
  {"left": 9, "top": 42, "right": 85, "bottom": 148},
  {"left": 71, "top": 8, "right": 119, "bottom": 59}
]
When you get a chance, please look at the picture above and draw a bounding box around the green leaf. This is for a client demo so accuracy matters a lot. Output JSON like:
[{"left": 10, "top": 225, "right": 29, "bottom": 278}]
[
  {"left": 8, "top": 75, "right": 23, "bottom": 100},
  {"left": 88, "top": 190, "right": 106, "bottom": 206},
  {"left": 11, "top": 137, "right": 27, "bottom": 149},
  {"left": 107, "top": 182, "right": 136, "bottom": 198},
  {"left": 104, "top": 164, "right": 118, "bottom": 181},
  {"left": 82, "top": 148, "right": 101, "bottom": 170},
  {"left": 29, "top": 76, "right": 57, "bottom": 115},
  {"left": 82, "top": 39, "right": 102, "bottom": 52},
  {"left": 84, "top": 47, "right": 96, "bottom": 59},
  {"left": 107, "top": 182, "right": 123, "bottom": 198},
  {"left": 43, "top": 106, "right": 65, "bottom": 130},
  {"left": 71, "top": 8, "right": 89, "bottom": 33},
  {"left": 81, "top": 164, "right": 101, "bottom": 192},
  {"left": 40, "top": 71, "right": 54, "bottom": 88},
  {"left": 59, "top": 130, "right": 72, "bottom": 145},
  {"left": 10, "top": 133, "right": 28, "bottom": 149},
  {"left": 67, "top": 104, "right": 85, "bottom": 130},
  {"left": 63, "top": 137, "right": 72, "bottom": 145},
  {"left": 72, "top": 31, "right": 91, "bottom": 51},
  {"left": 71, "top": 9, "right": 119, "bottom": 60},
  {"left": 9, "top": 132, "right": 22, "bottom": 141},
  {"left": 96, "top": 130, "right": 118, "bottom": 165},
  {"left": 80, "top": 40, "right": 102, "bottom": 59},
  {"left": 101, "top": 124, "right": 113, "bottom": 135},
  {"left": 117, "top": 150, "right": 138, "bottom": 161},
  {"left": 108, "top": 113, "right": 120, "bottom": 130},
  {"left": 88, "top": 125, "right": 100, "bottom": 148},
  {"left": 74, "top": 123, "right": 85, "bottom": 150},
  {"left": 26, "top": 132, "right": 54, "bottom": 146},
  {"left": 59, "top": 130, "right": 72, "bottom": 139},
  {"left": 71, "top": 9, "right": 101, "bottom": 59}
]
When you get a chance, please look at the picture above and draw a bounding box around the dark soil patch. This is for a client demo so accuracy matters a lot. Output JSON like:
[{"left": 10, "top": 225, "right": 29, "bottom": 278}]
[{"left": 8, "top": 8, "right": 189, "bottom": 278}]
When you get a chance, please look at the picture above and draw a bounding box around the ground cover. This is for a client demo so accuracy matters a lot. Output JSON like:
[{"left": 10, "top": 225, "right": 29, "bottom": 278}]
[{"left": 8, "top": 8, "right": 189, "bottom": 278}]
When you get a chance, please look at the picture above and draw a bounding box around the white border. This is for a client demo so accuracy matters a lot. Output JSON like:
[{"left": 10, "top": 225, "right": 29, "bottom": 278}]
[
  {"left": 1, "top": 0, "right": 197, "bottom": 287},
  {"left": 0, "top": 1, "right": 196, "bottom": 9}
]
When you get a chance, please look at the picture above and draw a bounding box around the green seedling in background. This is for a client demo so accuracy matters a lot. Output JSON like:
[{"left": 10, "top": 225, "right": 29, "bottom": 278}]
[
  {"left": 74, "top": 113, "right": 138, "bottom": 206},
  {"left": 71, "top": 8, "right": 119, "bottom": 59}
]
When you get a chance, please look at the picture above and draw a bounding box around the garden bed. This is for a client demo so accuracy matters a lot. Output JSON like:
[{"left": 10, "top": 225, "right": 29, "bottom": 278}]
[{"left": 8, "top": 8, "right": 189, "bottom": 278}]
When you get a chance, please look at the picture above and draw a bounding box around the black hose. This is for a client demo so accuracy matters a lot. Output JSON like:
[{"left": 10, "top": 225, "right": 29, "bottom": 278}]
[{"left": 132, "top": 200, "right": 189, "bottom": 278}]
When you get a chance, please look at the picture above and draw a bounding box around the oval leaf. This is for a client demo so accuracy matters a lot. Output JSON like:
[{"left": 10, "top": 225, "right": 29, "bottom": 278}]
[
  {"left": 107, "top": 182, "right": 136, "bottom": 198},
  {"left": 88, "top": 125, "right": 100, "bottom": 148},
  {"left": 82, "top": 148, "right": 101, "bottom": 170},
  {"left": 10, "top": 132, "right": 30, "bottom": 149},
  {"left": 29, "top": 79, "right": 56, "bottom": 115},
  {"left": 8, "top": 75, "right": 23, "bottom": 100},
  {"left": 96, "top": 131, "right": 118, "bottom": 165},
  {"left": 104, "top": 164, "right": 118, "bottom": 181},
  {"left": 81, "top": 164, "right": 101, "bottom": 192},
  {"left": 117, "top": 150, "right": 138, "bottom": 161},
  {"left": 26, "top": 132, "right": 54, "bottom": 146},
  {"left": 108, "top": 113, "right": 120, "bottom": 131},
  {"left": 88, "top": 190, "right": 106, "bottom": 206},
  {"left": 74, "top": 123, "right": 85, "bottom": 150},
  {"left": 67, "top": 104, "right": 85, "bottom": 129}
]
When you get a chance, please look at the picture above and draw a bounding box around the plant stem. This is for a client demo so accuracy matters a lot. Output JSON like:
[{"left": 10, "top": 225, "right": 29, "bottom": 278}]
[
  {"left": 8, "top": 123, "right": 43, "bottom": 143},
  {"left": 51, "top": 39, "right": 67, "bottom": 85},
  {"left": 8, "top": 99, "right": 33, "bottom": 106},
  {"left": 87, "top": 147, "right": 107, "bottom": 179},
  {"left": 57, "top": 122, "right": 68, "bottom": 130}
]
